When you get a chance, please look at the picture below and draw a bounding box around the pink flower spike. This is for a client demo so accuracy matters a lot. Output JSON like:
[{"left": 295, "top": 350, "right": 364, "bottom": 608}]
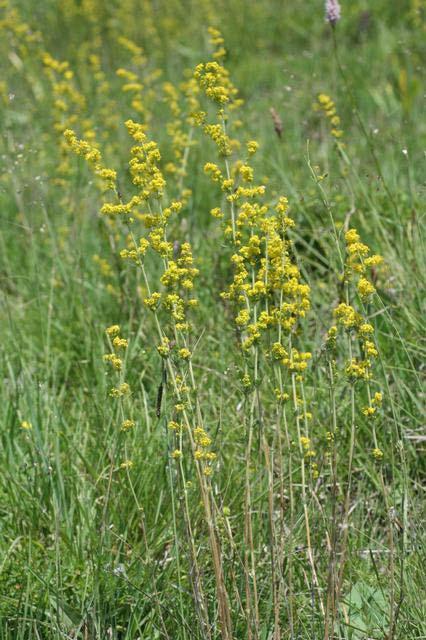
[{"left": 325, "top": 0, "right": 341, "bottom": 26}]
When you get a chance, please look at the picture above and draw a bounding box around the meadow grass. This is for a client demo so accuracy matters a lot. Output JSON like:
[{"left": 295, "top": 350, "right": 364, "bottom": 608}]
[{"left": 0, "top": 1, "right": 425, "bottom": 638}]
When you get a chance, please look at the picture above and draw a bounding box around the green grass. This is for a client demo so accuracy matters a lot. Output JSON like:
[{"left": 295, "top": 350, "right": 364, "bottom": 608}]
[{"left": 0, "top": 0, "right": 425, "bottom": 638}]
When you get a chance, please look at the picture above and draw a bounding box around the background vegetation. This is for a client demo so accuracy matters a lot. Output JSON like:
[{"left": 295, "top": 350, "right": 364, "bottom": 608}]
[{"left": 0, "top": 0, "right": 424, "bottom": 638}]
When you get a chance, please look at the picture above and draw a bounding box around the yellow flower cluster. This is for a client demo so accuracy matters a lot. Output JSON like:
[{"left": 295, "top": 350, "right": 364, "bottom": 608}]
[
  {"left": 43, "top": 46, "right": 117, "bottom": 185},
  {"left": 63, "top": 129, "right": 117, "bottom": 190},
  {"left": 316, "top": 93, "right": 344, "bottom": 139},
  {"left": 362, "top": 391, "right": 383, "bottom": 417},
  {"left": 160, "top": 243, "right": 199, "bottom": 290},
  {"left": 103, "top": 353, "right": 122, "bottom": 371},
  {"left": 194, "top": 61, "right": 239, "bottom": 106},
  {"left": 105, "top": 325, "right": 120, "bottom": 336},
  {"left": 104, "top": 324, "right": 128, "bottom": 372},
  {"left": 219, "top": 201, "right": 310, "bottom": 355},
  {"left": 157, "top": 336, "right": 171, "bottom": 358},
  {"left": 328, "top": 228, "right": 384, "bottom": 380},
  {"left": 65, "top": 113, "right": 202, "bottom": 382},
  {"left": 42, "top": 53, "right": 89, "bottom": 180},
  {"left": 300, "top": 436, "right": 315, "bottom": 457},
  {"left": 327, "top": 231, "right": 383, "bottom": 382},
  {"left": 116, "top": 67, "right": 146, "bottom": 120},
  {"left": 147, "top": 242, "right": 200, "bottom": 333},
  {"left": 63, "top": 128, "right": 100, "bottom": 165},
  {"left": 358, "top": 277, "right": 376, "bottom": 299},
  {"left": 0, "top": 4, "right": 41, "bottom": 48},
  {"left": 300, "top": 436, "right": 318, "bottom": 478},
  {"left": 333, "top": 305, "right": 378, "bottom": 380},
  {"left": 109, "top": 383, "right": 131, "bottom": 398},
  {"left": 208, "top": 26, "right": 226, "bottom": 61},
  {"left": 120, "top": 237, "right": 150, "bottom": 264},
  {"left": 334, "top": 303, "right": 362, "bottom": 328},
  {"left": 116, "top": 36, "right": 162, "bottom": 131},
  {"left": 344, "top": 358, "right": 373, "bottom": 381},
  {"left": 345, "top": 227, "right": 383, "bottom": 298},
  {"left": 126, "top": 119, "right": 166, "bottom": 199},
  {"left": 66, "top": 120, "right": 201, "bottom": 367},
  {"left": 116, "top": 44, "right": 161, "bottom": 123},
  {"left": 193, "top": 426, "right": 217, "bottom": 475},
  {"left": 168, "top": 418, "right": 216, "bottom": 475},
  {"left": 194, "top": 50, "right": 313, "bottom": 408},
  {"left": 168, "top": 420, "right": 184, "bottom": 435},
  {"left": 104, "top": 325, "right": 134, "bottom": 461}
]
